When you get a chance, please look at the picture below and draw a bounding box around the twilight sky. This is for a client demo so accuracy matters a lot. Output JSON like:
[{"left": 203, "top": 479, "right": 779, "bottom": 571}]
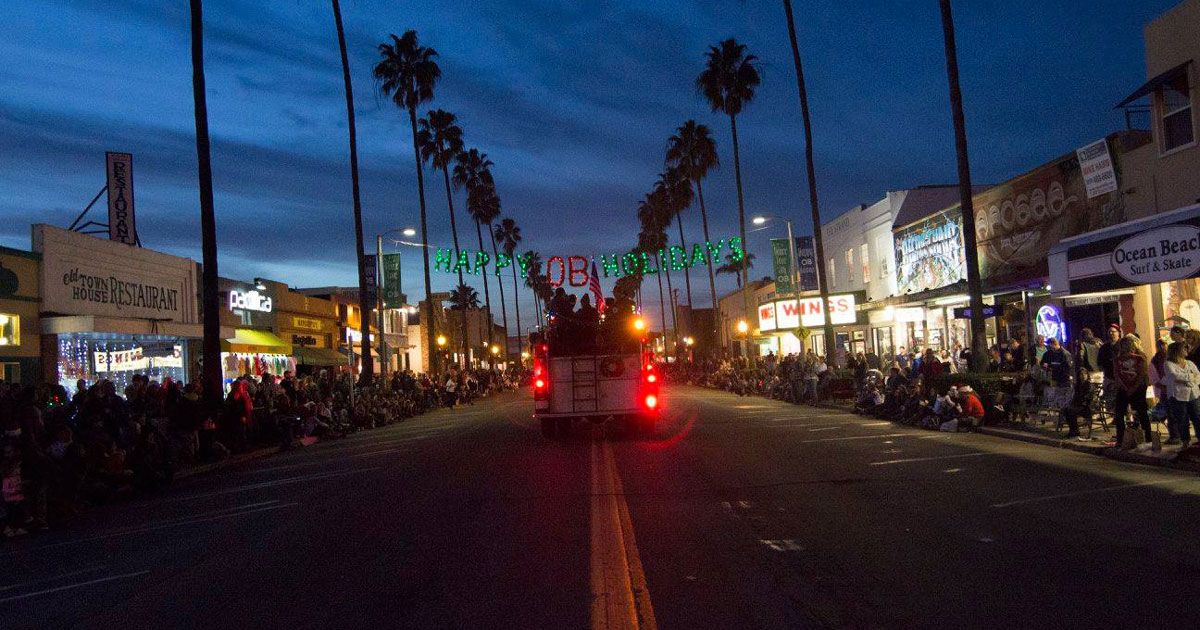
[{"left": 0, "top": 0, "right": 1178, "bottom": 330}]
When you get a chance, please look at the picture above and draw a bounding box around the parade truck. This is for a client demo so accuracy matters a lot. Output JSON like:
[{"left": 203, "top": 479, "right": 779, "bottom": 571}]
[{"left": 530, "top": 317, "right": 660, "bottom": 439}]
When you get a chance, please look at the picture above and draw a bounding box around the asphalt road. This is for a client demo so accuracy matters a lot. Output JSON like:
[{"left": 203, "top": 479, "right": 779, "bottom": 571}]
[{"left": 4, "top": 386, "right": 1200, "bottom": 630}]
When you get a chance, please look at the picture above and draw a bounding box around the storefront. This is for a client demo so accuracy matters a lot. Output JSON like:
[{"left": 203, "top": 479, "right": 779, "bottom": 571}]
[
  {"left": 0, "top": 246, "right": 41, "bottom": 383},
  {"left": 34, "top": 224, "right": 204, "bottom": 395},
  {"left": 756, "top": 292, "right": 863, "bottom": 356},
  {"left": 273, "top": 283, "right": 343, "bottom": 372},
  {"left": 218, "top": 277, "right": 294, "bottom": 384},
  {"left": 1049, "top": 202, "right": 1200, "bottom": 340}
]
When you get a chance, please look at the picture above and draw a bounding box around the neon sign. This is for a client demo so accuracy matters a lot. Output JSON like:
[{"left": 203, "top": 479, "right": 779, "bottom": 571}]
[
  {"left": 229, "top": 289, "right": 273, "bottom": 313},
  {"left": 1035, "top": 304, "right": 1067, "bottom": 343},
  {"left": 432, "top": 236, "right": 744, "bottom": 288}
]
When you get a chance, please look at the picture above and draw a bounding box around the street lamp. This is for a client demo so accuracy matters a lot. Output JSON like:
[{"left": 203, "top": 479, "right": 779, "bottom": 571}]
[
  {"left": 436, "top": 334, "right": 447, "bottom": 347},
  {"left": 376, "top": 226, "right": 418, "bottom": 375},
  {"left": 752, "top": 213, "right": 829, "bottom": 357},
  {"left": 736, "top": 319, "right": 749, "bottom": 335}
]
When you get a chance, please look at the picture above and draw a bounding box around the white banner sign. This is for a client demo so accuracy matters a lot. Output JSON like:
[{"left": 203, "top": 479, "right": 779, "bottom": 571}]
[
  {"left": 759, "top": 294, "right": 856, "bottom": 332},
  {"left": 1076, "top": 139, "right": 1118, "bottom": 199},
  {"left": 93, "top": 345, "right": 183, "bottom": 373},
  {"left": 106, "top": 152, "right": 138, "bottom": 245}
]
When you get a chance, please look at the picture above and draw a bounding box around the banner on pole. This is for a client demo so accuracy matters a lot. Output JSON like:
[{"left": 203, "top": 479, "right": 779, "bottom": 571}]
[
  {"left": 771, "top": 238, "right": 793, "bottom": 294},
  {"left": 382, "top": 253, "right": 404, "bottom": 306}
]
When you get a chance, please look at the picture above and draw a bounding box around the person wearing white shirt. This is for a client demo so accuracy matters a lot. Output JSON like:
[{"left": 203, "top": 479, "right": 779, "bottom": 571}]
[{"left": 1162, "top": 341, "right": 1200, "bottom": 447}]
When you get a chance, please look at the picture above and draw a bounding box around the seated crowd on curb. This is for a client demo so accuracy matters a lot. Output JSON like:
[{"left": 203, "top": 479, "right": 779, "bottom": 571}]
[{"left": 0, "top": 365, "right": 521, "bottom": 539}]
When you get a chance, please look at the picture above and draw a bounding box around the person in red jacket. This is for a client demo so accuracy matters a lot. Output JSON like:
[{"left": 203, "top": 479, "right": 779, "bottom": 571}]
[
  {"left": 225, "top": 379, "right": 253, "bottom": 453},
  {"left": 957, "top": 384, "right": 985, "bottom": 429}
]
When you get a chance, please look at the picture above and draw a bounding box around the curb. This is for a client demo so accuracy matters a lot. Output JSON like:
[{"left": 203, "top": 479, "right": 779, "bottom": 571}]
[
  {"left": 174, "top": 436, "right": 323, "bottom": 480},
  {"left": 979, "top": 426, "right": 1200, "bottom": 473}
]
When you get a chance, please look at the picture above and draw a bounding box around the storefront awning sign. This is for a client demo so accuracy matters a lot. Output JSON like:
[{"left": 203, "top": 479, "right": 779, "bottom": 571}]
[{"left": 1111, "top": 225, "right": 1200, "bottom": 285}]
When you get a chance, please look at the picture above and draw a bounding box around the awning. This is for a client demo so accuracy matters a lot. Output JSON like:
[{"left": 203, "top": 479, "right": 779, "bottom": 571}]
[
  {"left": 222, "top": 329, "right": 292, "bottom": 355},
  {"left": 292, "top": 346, "right": 347, "bottom": 366},
  {"left": 1049, "top": 202, "right": 1200, "bottom": 296},
  {"left": 1115, "top": 60, "right": 1191, "bottom": 108}
]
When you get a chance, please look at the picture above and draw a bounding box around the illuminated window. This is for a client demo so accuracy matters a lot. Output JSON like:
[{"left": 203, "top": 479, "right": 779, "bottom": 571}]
[
  {"left": 1161, "top": 74, "right": 1194, "bottom": 152},
  {"left": 0, "top": 314, "right": 17, "bottom": 346},
  {"left": 829, "top": 257, "right": 836, "bottom": 287},
  {"left": 845, "top": 249, "right": 854, "bottom": 281},
  {"left": 861, "top": 244, "right": 870, "bottom": 284},
  {"left": 878, "top": 236, "right": 890, "bottom": 279}
]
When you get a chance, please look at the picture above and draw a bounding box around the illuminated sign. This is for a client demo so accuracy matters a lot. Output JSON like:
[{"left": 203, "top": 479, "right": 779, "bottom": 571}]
[
  {"left": 894, "top": 210, "right": 966, "bottom": 294},
  {"left": 229, "top": 289, "right": 273, "bottom": 313},
  {"left": 432, "top": 236, "right": 745, "bottom": 289},
  {"left": 1036, "top": 304, "right": 1067, "bottom": 343},
  {"left": 758, "top": 294, "right": 857, "bottom": 332}
]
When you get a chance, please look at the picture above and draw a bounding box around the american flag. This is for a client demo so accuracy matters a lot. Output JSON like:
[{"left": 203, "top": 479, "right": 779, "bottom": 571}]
[{"left": 589, "top": 260, "right": 606, "bottom": 314}]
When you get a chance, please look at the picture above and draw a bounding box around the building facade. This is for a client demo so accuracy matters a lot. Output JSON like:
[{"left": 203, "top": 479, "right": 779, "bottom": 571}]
[{"left": 0, "top": 246, "right": 41, "bottom": 383}]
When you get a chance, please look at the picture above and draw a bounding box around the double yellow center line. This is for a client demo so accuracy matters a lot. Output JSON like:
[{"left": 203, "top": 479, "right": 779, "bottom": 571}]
[{"left": 589, "top": 439, "right": 658, "bottom": 630}]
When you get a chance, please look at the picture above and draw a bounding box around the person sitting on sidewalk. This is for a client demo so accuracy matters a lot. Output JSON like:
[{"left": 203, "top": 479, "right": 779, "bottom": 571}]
[
  {"left": 955, "top": 385, "right": 986, "bottom": 431},
  {"left": 1059, "top": 368, "right": 1094, "bottom": 439}
]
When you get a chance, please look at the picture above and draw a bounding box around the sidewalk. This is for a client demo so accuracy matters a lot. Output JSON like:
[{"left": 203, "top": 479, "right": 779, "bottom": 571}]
[{"left": 807, "top": 397, "right": 1200, "bottom": 473}]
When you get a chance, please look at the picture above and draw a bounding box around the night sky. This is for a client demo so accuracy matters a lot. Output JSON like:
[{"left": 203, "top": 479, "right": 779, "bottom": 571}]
[{"left": 0, "top": 0, "right": 1179, "bottom": 329}]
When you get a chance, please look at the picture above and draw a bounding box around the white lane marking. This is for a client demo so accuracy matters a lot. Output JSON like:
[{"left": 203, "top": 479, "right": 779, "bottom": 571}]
[
  {"left": 800, "top": 433, "right": 912, "bottom": 443},
  {"left": 944, "top": 468, "right": 963, "bottom": 473},
  {"left": 760, "top": 539, "right": 804, "bottom": 552},
  {"left": 0, "top": 565, "right": 108, "bottom": 592},
  {"left": 870, "top": 451, "right": 1030, "bottom": 466},
  {"left": 991, "top": 478, "right": 1196, "bottom": 508},
  {"left": 0, "top": 570, "right": 149, "bottom": 604},
  {"left": 11, "top": 502, "right": 289, "bottom": 553},
  {"left": 807, "top": 426, "right": 841, "bottom": 432},
  {"left": 347, "top": 448, "right": 401, "bottom": 459},
  {"left": 861, "top": 421, "right": 893, "bottom": 427},
  {"left": 164, "top": 468, "right": 378, "bottom": 503}
]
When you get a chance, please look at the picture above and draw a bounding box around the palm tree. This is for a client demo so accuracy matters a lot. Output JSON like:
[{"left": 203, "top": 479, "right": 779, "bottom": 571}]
[
  {"left": 494, "top": 217, "right": 523, "bottom": 357},
  {"left": 522, "top": 250, "right": 546, "bottom": 327},
  {"left": 415, "top": 109, "right": 469, "bottom": 366},
  {"left": 655, "top": 166, "right": 694, "bottom": 307},
  {"left": 939, "top": 0, "right": 986, "bottom": 372},
  {"left": 188, "top": 0, "right": 222, "bottom": 406},
  {"left": 374, "top": 31, "right": 441, "bottom": 373},
  {"left": 698, "top": 38, "right": 760, "bottom": 352},
  {"left": 449, "top": 283, "right": 480, "bottom": 310},
  {"left": 716, "top": 252, "right": 756, "bottom": 288},
  {"left": 665, "top": 120, "right": 720, "bottom": 344},
  {"left": 638, "top": 192, "right": 676, "bottom": 341},
  {"left": 777, "top": 0, "right": 835, "bottom": 360},
  {"left": 638, "top": 230, "right": 669, "bottom": 337},
  {"left": 453, "top": 148, "right": 500, "bottom": 362}
]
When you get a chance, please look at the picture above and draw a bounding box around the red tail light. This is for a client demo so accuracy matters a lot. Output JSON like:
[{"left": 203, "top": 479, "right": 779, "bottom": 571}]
[
  {"left": 535, "top": 378, "right": 545, "bottom": 389},
  {"left": 646, "top": 373, "right": 657, "bottom": 383},
  {"left": 644, "top": 394, "right": 658, "bottom": 410}
]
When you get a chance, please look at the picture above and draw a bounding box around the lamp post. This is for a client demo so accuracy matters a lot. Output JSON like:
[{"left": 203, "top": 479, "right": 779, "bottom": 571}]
[{"left": 376, "top": 227, "right": 417, "bottom": 377}]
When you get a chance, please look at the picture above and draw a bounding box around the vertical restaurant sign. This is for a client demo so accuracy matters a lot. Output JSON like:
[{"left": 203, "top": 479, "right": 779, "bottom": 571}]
[
  {"left": 771, "top": 238, "right": 794, "bottom": 294},
  {"left": 1076, "top": 138, "right": 1118, "bottom": 199},
  {"left": 894, "top": 208, "right": 967, "bottom": 294},
  {"left": 106, "top": 152, "right": 137, "bottom": 245},
  {"left": 381, "top": 253, "right": 403, "bottom": 306},
  {"left": 794, "top": 236, "right": 819, "bottom": 291}
]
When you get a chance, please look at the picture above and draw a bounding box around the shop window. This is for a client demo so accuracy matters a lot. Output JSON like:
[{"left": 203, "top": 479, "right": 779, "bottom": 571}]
[
  {"left": 860, "top": 244, "right": 870, "bottom": 284},
  {"left": 1, "top": 363, "right": 19, "bottom": 383},
  {"left": 0, "top": 313, "right": 17, "bottom": 346},
  {"left": 1160, "top": 73, "right": 1194, "bottom": 153}
]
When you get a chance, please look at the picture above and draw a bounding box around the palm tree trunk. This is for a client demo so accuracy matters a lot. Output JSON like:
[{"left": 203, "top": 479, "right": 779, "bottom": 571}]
[
  {"left": 782, "top": 0, "right": 833, "bottom": 361},
  {"left": 510, "top": 262, "right": 523, "bottom": 357},
  {"left": 696, "top": 181, "right": 719, "bottom": 350},
  {"left": 939, "top": 0, "right": 986, "bottom": 372},
  {"left": 475, "top": 221, "right": 494, "bottom": 366},
  {"left": 729, "top": 113, "right": 751, "bottom": 357},
  {"left": 661, "top": 250, "right": 677, "bottom": 347},
  {"left": 440, "top": 166, "right": 469, "bottom": 368},
  {"left": 656, "top": 262, "right": 667, "bottom": 343},
  {"left": 488, "top": 228, "right": 509, "bottom": 361},
  {"left": 329, "top": 0, "right": 372, "bottom": 383},
  {"left": 189, "top": 0, "right": 221, "bottom": 408},
  {"left": 676, "top": 214, "right": 693, "bottom": 308},
  {"left": 408, "top": 108, "right": 437, "bottom": 376}
]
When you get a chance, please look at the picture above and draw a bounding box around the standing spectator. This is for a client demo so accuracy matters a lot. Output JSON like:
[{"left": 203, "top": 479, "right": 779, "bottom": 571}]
[
  {"left": 1163, "top": 341, "right": 1200, "bottom": 448},
  {"left": 1007, "top": 338, "right": 1026, "bottom": 371},
  {"left": 225, "top": 379, "right": 253, "bottom": 453},
  {"left": 1076, "top": 328, "right": 1101, "bottom": 375},
  {"left": 1040, "top": 338, "right": 1072, "bottom": 386},
  {"left": 1111, "top": 335, "right": 1151, "bottom": 448}
]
